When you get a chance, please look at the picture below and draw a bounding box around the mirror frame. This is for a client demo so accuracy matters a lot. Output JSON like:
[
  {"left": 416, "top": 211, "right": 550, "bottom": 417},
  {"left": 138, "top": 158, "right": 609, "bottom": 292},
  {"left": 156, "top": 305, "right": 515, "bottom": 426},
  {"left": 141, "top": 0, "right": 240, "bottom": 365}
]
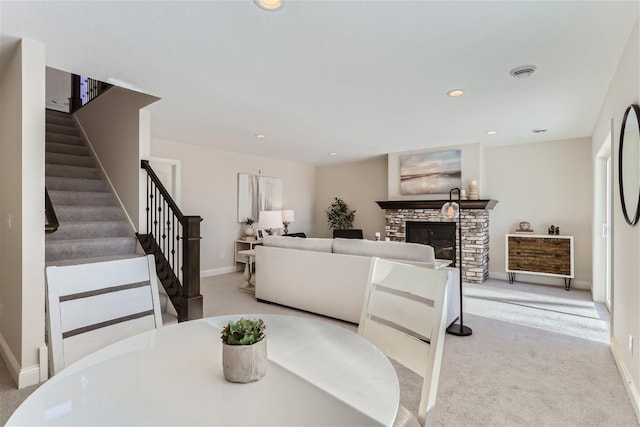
[{"left": 619, "top": 104, "right": 640, "bottom": 226}]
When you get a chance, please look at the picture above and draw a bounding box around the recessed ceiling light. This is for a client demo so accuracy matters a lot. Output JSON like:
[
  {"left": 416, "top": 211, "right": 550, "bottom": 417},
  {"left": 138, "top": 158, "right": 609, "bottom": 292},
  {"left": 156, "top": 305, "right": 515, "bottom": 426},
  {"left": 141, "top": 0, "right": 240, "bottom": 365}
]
[
  {"left": 255, "top": 0, "right": 283, "bottom": 11},
  {"left": 486, "top": 130, "right": 497, "bottom": 135},
  {"left": 329, "top": 152, "right": 337, "bottom": 156},
  {"left": 532, "top": 128, "right": 548, "bottom": 133},
  {"left": 255, "top": 134, "right": 265, "bottom": 139},
  {"left": 447, "top": 89, "right": 465, "bottom": 97}
]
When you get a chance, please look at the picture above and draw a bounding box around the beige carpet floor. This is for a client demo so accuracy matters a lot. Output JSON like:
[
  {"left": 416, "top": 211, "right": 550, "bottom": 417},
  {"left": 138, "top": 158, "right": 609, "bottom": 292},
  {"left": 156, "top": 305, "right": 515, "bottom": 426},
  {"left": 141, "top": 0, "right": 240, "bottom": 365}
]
[{"left": 1, "top": 273, "right": 638, "bottom": 426}]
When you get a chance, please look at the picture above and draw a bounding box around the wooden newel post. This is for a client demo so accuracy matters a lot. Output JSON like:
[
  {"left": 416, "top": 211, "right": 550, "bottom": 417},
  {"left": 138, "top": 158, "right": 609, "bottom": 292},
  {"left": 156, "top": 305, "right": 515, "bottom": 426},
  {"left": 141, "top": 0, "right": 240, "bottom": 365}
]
[{"left": 180, "top": 215, "right": 203, "bottom": 321}]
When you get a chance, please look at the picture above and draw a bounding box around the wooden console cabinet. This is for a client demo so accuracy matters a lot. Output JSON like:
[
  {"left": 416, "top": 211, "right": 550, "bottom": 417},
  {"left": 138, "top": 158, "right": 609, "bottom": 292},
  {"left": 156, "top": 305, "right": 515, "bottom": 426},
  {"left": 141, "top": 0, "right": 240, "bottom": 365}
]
[{"left": 505, "top": 234, "right": 574, "bottom": 290}]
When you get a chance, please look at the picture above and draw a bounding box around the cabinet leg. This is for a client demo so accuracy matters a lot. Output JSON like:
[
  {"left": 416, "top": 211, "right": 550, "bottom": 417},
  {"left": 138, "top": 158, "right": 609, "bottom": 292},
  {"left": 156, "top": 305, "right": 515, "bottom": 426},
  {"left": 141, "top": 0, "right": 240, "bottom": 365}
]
[
  {"left": 508, "top": 272, "right": 516, "bottom": 284},
  {"left": 564, "top": 278, "right": 571, "bottom": 291}
]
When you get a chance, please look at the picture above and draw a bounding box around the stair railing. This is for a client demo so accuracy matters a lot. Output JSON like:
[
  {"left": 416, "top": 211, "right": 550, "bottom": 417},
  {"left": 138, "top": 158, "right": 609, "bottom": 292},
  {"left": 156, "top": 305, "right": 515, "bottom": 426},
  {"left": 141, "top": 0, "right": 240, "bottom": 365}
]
[
  {"left": 45, "top": 187, "right": 59, "bottom": 234},
  {"left": 70, "top": 74, "right": 112, "bottom": 112},
  {"left": 139, "top": 160, "right": 203, "bottom": 322}
]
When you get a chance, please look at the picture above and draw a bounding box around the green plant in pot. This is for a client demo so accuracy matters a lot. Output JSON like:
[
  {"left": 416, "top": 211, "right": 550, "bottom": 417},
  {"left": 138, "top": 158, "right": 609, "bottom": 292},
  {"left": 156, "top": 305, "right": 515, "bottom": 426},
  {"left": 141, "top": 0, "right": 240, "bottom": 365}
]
[
  {"left": 325, "top": 197, "right": 356, "bottom": 230},
  {"left": 243, "top": 218, "right": 255, "bottom": 237},
  {"left": 221, "top": 318, "right": 267, "bottom": 383}
]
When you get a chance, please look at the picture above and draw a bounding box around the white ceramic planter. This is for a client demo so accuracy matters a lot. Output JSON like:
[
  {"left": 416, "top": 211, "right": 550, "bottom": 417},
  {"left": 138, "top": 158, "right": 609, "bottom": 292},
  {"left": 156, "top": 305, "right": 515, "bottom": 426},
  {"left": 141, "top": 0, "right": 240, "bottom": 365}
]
[{"left": 222, "top": 338, "right": 267, "bottom": 383}]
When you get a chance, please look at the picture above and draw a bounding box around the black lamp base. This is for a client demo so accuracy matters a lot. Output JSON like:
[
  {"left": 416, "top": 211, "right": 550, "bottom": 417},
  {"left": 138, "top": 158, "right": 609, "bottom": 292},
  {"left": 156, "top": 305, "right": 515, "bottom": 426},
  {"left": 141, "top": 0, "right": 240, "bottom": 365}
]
[{"left": 446, "top": 323, "right": 472, "bottom": 336}]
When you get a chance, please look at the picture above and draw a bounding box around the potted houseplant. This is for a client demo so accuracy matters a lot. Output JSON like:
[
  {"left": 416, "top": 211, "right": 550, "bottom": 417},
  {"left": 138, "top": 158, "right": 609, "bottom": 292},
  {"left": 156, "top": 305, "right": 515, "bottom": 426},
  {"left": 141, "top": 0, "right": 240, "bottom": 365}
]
[
  {"left": 325, "top": 197, "right": 356, "bottom": 230},
  {"left": 243, "top": 218, "right": 255, "bottom": 237},
  {"left": 220, "top": 317, "right": 267, "bottom": 383}
]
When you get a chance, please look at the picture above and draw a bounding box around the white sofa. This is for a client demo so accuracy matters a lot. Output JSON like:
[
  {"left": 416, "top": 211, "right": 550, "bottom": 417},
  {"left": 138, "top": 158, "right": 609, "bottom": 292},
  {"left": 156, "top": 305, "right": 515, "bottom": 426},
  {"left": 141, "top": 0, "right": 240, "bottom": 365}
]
[{"left": 255, "top": 236, "right": 460, "bottom": 325}]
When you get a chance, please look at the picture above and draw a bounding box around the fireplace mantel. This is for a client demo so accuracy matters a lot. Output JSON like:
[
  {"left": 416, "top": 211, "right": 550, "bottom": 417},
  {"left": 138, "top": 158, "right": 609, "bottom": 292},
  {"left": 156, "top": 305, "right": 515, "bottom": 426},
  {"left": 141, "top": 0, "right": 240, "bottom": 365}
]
[{"left": 376, "top": 199, "right": 498, "bottom": 210}]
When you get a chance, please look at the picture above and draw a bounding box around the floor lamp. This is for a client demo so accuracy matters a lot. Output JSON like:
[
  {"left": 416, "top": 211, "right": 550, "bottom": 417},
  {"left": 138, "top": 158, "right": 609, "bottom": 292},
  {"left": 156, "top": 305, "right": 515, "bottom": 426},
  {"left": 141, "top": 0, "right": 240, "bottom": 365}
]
[{"left": 441, "top": 188, "right": 472, "bottom": 337}]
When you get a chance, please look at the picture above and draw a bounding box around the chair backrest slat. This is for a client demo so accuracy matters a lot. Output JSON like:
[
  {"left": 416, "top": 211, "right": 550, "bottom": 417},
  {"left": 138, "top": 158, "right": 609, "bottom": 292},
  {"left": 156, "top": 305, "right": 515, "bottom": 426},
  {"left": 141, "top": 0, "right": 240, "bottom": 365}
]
[
  {"left": 47, "top": 255, "right": 163, "bottom": 375},
  {"left": 358, "top": 257, "right": 449, "bottom": 427}
]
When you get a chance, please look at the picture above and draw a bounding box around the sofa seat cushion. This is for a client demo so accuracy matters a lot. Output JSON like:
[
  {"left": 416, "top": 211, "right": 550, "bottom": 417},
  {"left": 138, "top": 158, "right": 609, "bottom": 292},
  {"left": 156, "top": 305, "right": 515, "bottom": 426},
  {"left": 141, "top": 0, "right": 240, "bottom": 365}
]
[
  {"left": 332, "top": 238, "right": 435, "bottom": 264},
  {"left": 262, "top": 235, "right": 333, "bottom": 253}
]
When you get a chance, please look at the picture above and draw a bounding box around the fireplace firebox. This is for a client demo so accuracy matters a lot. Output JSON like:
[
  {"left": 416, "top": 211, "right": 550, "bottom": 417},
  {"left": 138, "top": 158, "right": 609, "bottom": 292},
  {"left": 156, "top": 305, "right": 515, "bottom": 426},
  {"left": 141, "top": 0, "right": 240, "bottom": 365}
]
[{"left": 406, "top": 221, "right": 457, "bottom": 266}]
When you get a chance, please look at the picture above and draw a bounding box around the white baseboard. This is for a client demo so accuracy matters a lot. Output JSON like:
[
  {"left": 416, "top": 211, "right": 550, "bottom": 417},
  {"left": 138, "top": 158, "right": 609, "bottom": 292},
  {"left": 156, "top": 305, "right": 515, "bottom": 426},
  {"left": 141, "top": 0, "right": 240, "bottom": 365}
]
[
  {"left": 0, "top": 333, "right": 41, "bottom": 388},
  {"left": 488, "top": 271, "right": 590, "bottom": 290},
  {"left": 611, "top": 336, "right": 640, "bottom": 423},
  {"left": 201, "top": 266, "right": 237, "bottom": 278}
]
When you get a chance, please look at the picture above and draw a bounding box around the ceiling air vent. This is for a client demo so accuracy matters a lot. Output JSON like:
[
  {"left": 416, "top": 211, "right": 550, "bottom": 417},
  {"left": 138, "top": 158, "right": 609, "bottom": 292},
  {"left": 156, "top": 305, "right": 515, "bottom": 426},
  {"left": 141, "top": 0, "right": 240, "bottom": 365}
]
[{"left": 510, "top": 65, "right": 537, "bottom": 79}]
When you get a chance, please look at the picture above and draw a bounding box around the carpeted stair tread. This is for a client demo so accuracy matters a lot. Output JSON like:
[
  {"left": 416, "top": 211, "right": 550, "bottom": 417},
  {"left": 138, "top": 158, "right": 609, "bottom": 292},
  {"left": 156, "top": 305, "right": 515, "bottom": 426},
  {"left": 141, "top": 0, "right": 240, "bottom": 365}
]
[
  {"left": 45, "top": 114, "right": 74, "bottom": 127},
  {"left": 46, "top": 123, "right": 81, "bottom": 137},
  {"left": 45, "top": 237, "right": 138, "bottom": 261},
  {"left": 45, "top": 253, "right": 144, "bottom": 267},
  {"left": 46, "top": 141, "right": 90, "bottom": 157},
  {"left": 45, "top": 164, "right": 100, "bottom": 179},
  {"left": 55, "top": 205, "right": 126, "bottom": 222},
  {"left": 48, "top": 190, "right": 116, "bottom": 206},
  {"left": 46, "top": 152, "right": 95, "bottom": 168},
  {"left": 46, "top": 109, "right": 72, "bottom": 118},
  {"left": 46, "top": 176, "right": 107, "bottom": 192},
  {"left": 46, "top": 221, "right": 131, "bottom": 240},
  {"left": 46, "top": 132, "right": 85, "bottom": 146}
]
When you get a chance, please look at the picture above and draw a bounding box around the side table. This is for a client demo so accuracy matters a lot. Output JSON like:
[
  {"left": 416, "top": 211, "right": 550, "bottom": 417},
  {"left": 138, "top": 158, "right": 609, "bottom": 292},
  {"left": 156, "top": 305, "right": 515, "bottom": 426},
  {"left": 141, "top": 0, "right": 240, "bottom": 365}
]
[{"left": 237, "top": 249, "right": 256, "bottom": 294}]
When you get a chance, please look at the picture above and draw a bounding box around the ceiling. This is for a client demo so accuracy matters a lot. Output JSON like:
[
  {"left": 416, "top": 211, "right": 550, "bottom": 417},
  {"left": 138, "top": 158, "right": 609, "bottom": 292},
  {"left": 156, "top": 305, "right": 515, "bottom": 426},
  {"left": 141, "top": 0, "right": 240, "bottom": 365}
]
[{"left": 1, "top": 1, "right": 638, "bottom": 166}]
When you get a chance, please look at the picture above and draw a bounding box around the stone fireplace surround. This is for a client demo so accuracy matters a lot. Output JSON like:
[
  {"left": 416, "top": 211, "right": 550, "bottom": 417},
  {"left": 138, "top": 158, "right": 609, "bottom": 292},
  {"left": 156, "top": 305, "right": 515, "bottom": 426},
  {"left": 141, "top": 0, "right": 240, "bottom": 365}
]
[{"left": 376, "top": 200, "right": 497, "bottom": 284}]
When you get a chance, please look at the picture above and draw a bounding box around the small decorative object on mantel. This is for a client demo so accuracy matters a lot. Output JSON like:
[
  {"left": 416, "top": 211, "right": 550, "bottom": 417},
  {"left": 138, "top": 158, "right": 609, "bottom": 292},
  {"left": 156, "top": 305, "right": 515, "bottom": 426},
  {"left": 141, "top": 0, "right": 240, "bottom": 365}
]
[
  {"left": 548, "top": 225, "right": 560, "bottom": 235},
  {"left": 468, "top": 180, "right": 479, "bottom": 200},
  {"left": 460, "top": 189, "right": 468, "bottom": 200},
  {"left": 516, "top": 221, "right": 533, "bottom": 233},
  {"left": 221, "top": 318, "right": 267, "bottom": 383}
]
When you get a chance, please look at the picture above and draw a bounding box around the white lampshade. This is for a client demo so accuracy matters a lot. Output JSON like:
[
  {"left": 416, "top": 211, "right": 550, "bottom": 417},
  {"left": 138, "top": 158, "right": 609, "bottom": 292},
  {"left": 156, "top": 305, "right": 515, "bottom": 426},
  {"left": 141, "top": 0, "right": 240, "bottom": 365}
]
[
  {"left": 441, "top": 201, "right": 460, "bottom": 219},
  {"left": 281, "top": 210, "right": 295, "bottom": 223},
  {"left": 259, "top": 210, "right": 283, "bottom": 230}
]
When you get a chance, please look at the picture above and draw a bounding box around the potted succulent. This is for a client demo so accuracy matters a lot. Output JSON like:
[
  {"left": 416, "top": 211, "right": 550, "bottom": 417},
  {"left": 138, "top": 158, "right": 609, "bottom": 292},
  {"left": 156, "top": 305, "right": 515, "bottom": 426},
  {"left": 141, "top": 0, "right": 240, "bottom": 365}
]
[
  {"left": 325, "top": 197, "right": 356, "bottom": 230},
  {"left": 220, "top": 317, "right": 267, "bottom": 383}
]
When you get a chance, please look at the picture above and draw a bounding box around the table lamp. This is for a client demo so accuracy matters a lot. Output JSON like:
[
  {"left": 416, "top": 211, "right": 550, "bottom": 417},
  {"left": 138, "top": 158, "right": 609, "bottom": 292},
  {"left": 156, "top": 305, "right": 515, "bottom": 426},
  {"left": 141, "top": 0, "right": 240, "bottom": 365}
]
[
  {"left": 281, "top": 210, "right": 295, "bottom": 234},
  {"left": 259, "top": 210, "right": 283, "bottom": 235}
]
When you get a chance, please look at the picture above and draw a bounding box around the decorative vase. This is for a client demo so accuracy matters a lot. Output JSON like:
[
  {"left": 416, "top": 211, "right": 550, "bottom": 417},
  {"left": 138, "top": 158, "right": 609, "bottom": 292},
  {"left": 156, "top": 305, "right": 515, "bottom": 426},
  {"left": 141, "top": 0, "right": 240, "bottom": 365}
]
[
  {"left": 222, "top": 338, "right": 267, "bottom": 383},
  {"left": 244, "top": 226, "right": 255, "bottom": 236}
]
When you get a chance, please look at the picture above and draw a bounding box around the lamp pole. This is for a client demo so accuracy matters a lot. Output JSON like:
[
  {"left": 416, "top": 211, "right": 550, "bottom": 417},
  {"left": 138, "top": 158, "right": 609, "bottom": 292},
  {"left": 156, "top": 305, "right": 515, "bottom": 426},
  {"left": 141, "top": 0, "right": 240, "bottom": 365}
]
[{"left": 446, "top": 187, "right": 472, "bottom": 337}]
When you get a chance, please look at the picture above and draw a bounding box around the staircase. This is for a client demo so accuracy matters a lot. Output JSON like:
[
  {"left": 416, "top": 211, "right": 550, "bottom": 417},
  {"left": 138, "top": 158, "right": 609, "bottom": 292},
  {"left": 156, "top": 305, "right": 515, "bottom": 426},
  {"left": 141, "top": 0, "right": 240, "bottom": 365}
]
[{"left": 45, "top": 109, "right": 139, "bottom": 265}]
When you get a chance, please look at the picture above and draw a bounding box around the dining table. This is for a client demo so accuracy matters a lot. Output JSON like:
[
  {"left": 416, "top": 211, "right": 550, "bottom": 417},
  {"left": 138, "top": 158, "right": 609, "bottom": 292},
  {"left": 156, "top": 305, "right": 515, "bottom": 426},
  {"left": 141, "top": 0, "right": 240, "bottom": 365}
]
[{"left": 7, "top": 314, "right": 400, "bottom": 426}]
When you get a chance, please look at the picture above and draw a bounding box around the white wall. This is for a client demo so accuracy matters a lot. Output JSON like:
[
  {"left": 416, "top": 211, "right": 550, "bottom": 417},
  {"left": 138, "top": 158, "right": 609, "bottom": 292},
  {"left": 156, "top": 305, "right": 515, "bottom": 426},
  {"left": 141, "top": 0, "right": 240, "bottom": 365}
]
[
  {"left": 592, "top": 18, "right": 640, "bottom": 417},
  {"left": 314, "top": 156, "right": 388, "bottom": 239},
  {"left": 388, "top": 143, "right": 482, "bottom": 200},
  {"left": 151, "top": 138, "right": 315, "bottom": 276},
  {"left": 0, "top": 38, "right": 46, "bottom": 388},
  {"left": 75, "top": 87, "right": 159, "bottom": 230},
  {"left": 485, "top": 137, "right": 593, "bottom": 289},
  {"left": 45, "top": 66, "right": 71, "bottom": 112}
]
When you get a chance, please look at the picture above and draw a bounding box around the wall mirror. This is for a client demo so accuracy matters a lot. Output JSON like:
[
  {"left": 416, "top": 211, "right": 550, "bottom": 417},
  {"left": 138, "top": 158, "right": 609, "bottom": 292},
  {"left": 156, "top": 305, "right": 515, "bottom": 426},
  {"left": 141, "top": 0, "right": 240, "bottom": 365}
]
[{"left": 619, "top": 104, "right": 640, "bottom": 226}]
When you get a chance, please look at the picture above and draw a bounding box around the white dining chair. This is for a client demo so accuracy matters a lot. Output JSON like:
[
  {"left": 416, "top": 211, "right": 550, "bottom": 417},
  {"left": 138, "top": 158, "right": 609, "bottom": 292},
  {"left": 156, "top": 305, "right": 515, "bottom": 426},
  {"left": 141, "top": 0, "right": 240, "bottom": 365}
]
[
  {"left": 358, "top": 257, "right": 450, "bottom": 427},
  {"left": 46, "top": 255, "right": 163, "bottom": 375}
]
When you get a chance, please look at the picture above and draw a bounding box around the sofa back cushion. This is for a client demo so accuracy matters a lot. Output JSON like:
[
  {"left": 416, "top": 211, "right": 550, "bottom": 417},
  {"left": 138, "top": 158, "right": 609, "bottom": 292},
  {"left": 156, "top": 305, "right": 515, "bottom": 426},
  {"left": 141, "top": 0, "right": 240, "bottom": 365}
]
[
  {"left": 332, "top": 238, "right": 435, "bottom": 264},
  {"left": 262, "top": 235, "right": 333, "bottom": 253}
]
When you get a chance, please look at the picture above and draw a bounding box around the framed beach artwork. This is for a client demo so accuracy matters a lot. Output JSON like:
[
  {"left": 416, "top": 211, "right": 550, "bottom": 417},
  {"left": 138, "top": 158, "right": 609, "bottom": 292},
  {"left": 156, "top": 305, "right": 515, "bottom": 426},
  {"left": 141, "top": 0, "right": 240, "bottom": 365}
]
[
  {"left": 237, "top": 173, "right": 283, "bottom": 223},
  {"left": 399, "top": 149, "right": 462, "bottom": 195}
]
